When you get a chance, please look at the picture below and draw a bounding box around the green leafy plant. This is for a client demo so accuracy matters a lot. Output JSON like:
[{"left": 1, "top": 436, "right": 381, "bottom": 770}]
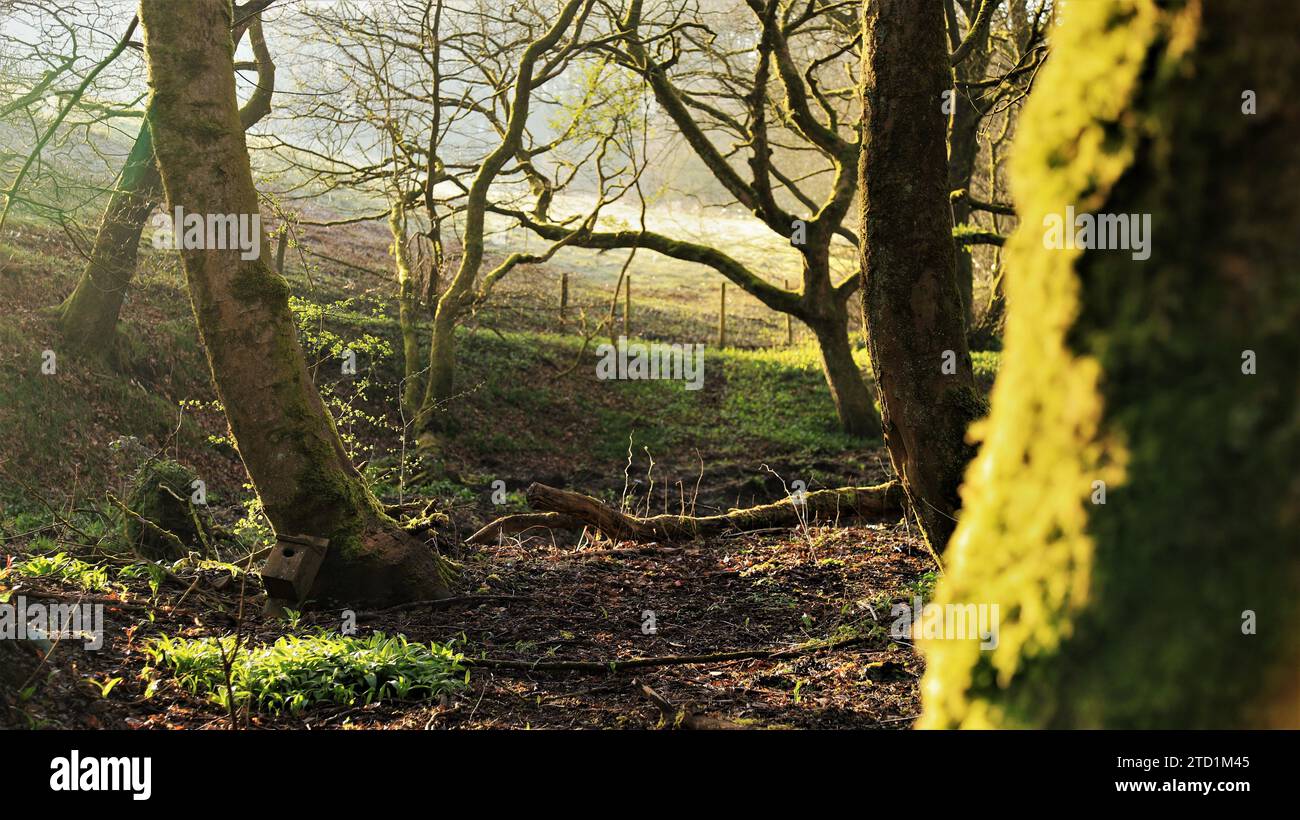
[
  {"left": 4, "top": 552, "right": 113, "bottom": 592},
  {"left": 904, "top": 570, "right": 940, "bottom": 603},
  {"left": 144, "top": 631, "right": 467, "bottom": 714},
  {"left": 91, "top": 676, "right": 124, "bottom": 698},
  {"left": 231, "top": 489, "right": 274, "bottom": 551}
]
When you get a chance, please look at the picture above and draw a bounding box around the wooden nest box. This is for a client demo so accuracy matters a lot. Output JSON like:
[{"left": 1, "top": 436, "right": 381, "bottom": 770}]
[{"left": 261, "top": 533, "right": 329, "bottom": 604}]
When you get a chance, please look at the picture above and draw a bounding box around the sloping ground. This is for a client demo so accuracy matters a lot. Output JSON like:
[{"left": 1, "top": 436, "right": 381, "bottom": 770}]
[
  {"left": 0, "top": 219, "right": 994, "bottom": 730},
  {"left": 0, "top": 218, "right": 904, "bottom": 514},
  {"left": 0, "top": 224, "right": 236, "bottom": 502}
]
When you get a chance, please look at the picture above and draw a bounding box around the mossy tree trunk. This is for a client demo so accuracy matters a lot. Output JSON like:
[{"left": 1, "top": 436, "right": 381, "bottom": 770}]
[
  {"left": 859, "top": 0, "right": 982, "bottom": 554},
  {"left": 921, "top": 0, "right": 1300, "bottom": 728},
  {"left": 810, "top": 316, "right": 876, "bottom": 439},
  {"left": 139, "top": 0, "right": 451, "bottom": 606},
  {"left": 56, "top": 120, "right": 163, "bottom": 349},
  {"left": 418, "top": 297, "right": 459, "bottom": 435},
  {"left": 56, "top": 9, "right": 273, "bottom": 353}
]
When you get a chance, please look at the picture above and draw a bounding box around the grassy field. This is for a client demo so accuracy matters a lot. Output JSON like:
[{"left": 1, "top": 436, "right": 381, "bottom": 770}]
[{"left": 480, "top": 193, "right": 862, "bottom": 348}]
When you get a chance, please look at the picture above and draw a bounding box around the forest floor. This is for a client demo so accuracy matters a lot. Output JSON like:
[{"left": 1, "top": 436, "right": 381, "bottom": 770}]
[
  {"left": 6, "top": 521, "right": 933, "bottom": 730},
  {"left": 0, "top": 214, "right": 984, "bottom": 730}
]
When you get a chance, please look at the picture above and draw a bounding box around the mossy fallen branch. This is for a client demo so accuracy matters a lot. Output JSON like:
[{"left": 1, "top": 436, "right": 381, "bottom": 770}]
[{"left": 468, "top": 481, "right": 904, "bottom": 545}]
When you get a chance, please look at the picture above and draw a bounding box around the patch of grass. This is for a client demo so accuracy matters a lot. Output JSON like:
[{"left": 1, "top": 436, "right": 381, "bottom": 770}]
[
  {"left": 715, "top": 345, "right": 865, "bottom": 453},
  {"left": 0, "top": 240, "right": 45, "bottom": 270},
  {"left": 144, "top": 631, "right": 467, "bottom": 714},
  {"left": 450, "top": 328, "right": 867, "bottom": 470},
  {"left": 0, "top": 318, "right": 194, "bottom": 487}
]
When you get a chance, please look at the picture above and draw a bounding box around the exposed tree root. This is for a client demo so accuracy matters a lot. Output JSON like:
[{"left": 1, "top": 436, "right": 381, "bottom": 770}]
[
  {"left": 468, "top": 481, "right": 904, "bottom": 545},
  {"left": 307, "top": 525, "right": 456, "bottom": 607}
]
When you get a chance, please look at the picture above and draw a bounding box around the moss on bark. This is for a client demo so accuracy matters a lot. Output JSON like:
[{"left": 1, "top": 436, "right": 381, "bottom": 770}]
[
  {"left": 124, "top": 459, "right": 202, "bottom": 560},
  {"left": 808, "top": 305, "right": 880, "bottom": 440},
  {"left": 921, "top": 0, "right": 1300, "bottom": 728},
  {"left": 57, "top": 120, "right": 162, "bottom": 350}
]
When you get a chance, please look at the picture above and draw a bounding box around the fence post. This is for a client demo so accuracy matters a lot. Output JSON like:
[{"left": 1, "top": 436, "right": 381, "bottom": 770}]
[
  {"left": 718, "top": 281, "right": 727, "bottom": 348},
  {"left": 784, "top": 279, "right": 793, "bottom": 346},
  {"left": 559, "top": 272, "right": 569, "bottom": 326}
]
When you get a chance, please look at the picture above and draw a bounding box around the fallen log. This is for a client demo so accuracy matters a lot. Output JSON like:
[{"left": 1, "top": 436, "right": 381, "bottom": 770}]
[{"left": 468, "top": 481, "right": 904, "bottom": 544}]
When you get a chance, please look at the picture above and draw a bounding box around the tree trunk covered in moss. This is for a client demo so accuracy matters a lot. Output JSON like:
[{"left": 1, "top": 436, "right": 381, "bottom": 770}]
[
  {"left": 56, "top": 12, "right": 273, "bottom": 352},
  {"left": 56, "top": 119, "right": 162, "bottom": 349},
  {"left": 800, "top": 239, "right": 879, "bottom": 439},
  {"left": 138, "top": 0, "right": 451, "bottom": 606},
  {"left": 859, "top": 0, "right": 981, "bottom": 554},
  {"left": 418, "top": 297, "right": 459, "bottom": 436},
  {"left": 921, "top": 0, "right": 1300, "bottom": 728}
]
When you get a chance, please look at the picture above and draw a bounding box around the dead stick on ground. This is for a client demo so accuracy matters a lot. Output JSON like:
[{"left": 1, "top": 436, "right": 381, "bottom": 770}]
[
  {"left": 15, "top": 588, "right": 161, "bottom": 612},
  {"left": 462, "top": 634, "right": 879, "bottom": 674},
  {"left": 353, "top": 594, "right": 532, "bottom": 620},
  {"left": 466, "top": 512, "right": 586, "bottom": 545},
  {"left": 634, "top": 679, "right": 747, "bottom": 730},
  {"left": 541, "top": 545, "right": 685, "bottom": 560}
]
